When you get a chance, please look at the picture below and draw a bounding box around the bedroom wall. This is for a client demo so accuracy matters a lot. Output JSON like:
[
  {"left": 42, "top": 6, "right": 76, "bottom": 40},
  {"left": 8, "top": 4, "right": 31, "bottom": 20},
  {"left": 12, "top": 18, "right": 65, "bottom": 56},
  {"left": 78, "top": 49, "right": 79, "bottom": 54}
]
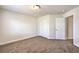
[
  {"left": 38, "top": 15, "right": 50, "bottom": 38},
  {"left": 0, "top": 9, "right": 37, "bottom": 45},
  {"left": 49, "top": 15, "right": 63, "bottom": 39},
  {"left": 38, "top": 14, "right": 64, "bottom": 39},
  {"left": 64, "top": 7, "right": 79, "bottom": 47}
]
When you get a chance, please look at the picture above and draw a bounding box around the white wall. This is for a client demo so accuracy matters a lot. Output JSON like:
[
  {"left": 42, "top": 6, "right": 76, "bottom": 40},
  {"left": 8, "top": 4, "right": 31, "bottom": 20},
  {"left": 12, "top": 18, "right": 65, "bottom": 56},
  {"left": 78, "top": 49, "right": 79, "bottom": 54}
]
[
  {"left": 38, "top": 15, "right": 50, "bottom": 38},
  {"left": 0, "top": 10, "right": 37, "bottom": 44},
  {"left": 64, "top": 7, "right": 79, "bottom": 47},
  {"left": 38, "top": 14, "right": 65, "bottom": 39},
  {"left": 49, "top": 15, "right": 63, "bottom": 39}
]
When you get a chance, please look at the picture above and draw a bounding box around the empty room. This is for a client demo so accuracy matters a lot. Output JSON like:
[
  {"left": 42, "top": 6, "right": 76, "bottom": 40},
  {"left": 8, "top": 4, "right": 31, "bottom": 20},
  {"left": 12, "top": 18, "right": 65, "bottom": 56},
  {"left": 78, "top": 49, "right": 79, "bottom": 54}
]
[{"left": 0, "top": 5, "right": 79, "bottom": 53}]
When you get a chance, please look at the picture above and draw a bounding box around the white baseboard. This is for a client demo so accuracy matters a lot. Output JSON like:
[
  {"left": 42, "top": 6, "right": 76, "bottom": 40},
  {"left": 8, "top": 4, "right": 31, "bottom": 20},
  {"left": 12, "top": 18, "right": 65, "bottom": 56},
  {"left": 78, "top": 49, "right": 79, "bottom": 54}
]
[
  {"left": 0, "top": 35, "right": 37, "bottom": 46},
  {"left": 73, "top": 36, "right": 79, "bottom": 47},
  {"left": 73, "top": 42, "right": 79, "bottom": 47},
  {"left": 47, "top": 37, "right": 56, "bottom": 39},
  {"left": 0, "top": 35, "right": 67, "bottom": 46}
]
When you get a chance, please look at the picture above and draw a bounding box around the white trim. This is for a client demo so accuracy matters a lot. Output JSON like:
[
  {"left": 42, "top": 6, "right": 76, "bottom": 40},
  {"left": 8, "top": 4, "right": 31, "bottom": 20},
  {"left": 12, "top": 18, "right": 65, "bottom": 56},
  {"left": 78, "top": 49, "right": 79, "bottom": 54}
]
[
  {"left": 0, "top": 35, "right": 37, "bottom": 45},
  {"left": 73, "top": 36, "right": 79, "bottom": 47},
  {"left": 73, "top": 42, "right": 79, "bottom": 47},
  {"left": 46, "top": 37, "right": 55, "bottom": 39},
  {"left": 0, "top": 35, "right": 66, "bottom": 46}
]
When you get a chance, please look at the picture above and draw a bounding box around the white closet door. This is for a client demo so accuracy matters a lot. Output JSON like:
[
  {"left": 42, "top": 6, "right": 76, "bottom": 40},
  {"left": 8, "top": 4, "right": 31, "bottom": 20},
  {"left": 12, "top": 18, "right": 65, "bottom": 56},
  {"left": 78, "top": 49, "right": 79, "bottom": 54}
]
[{"left": 56, "top": 18, "right": 65, "bottom": 40}]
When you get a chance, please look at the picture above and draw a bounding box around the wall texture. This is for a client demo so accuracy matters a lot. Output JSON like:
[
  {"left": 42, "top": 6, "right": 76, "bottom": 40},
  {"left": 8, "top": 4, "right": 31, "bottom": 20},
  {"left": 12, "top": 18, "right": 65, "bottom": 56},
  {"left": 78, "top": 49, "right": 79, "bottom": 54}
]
[
  {"left": 49, "top": 15, "right": 63, "bottom": 39},
  {"left": 64, "top": 7, "right": 79, "bottom": 47},
  {"left": 38, "top": 14, "right": 64, "bottom": 39},
  {"left": 0, "top": 10, "right": 37, "bottom": 44},
  {"left": 38, "top": 15, "right": 50, "bottom": 38}
]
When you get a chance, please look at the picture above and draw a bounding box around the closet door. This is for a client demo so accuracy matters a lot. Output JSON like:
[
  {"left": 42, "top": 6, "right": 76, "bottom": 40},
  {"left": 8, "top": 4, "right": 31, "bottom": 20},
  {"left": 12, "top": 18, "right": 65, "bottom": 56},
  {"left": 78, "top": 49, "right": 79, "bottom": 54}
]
[{"left": 56, "top": 18, "right": 65, "bottom": 40}]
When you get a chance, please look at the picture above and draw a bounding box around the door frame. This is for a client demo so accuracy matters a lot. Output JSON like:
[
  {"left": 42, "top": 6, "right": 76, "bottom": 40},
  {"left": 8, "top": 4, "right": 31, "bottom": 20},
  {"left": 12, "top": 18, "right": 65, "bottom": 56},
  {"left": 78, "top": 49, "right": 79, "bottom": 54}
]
[{"left": 65, "top": 15, "right": 73, "bottom": 40}]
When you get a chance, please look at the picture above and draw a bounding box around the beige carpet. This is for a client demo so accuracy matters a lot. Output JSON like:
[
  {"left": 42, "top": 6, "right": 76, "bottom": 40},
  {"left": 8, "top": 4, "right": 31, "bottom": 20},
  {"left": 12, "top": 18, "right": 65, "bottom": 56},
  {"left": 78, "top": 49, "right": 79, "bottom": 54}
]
[{"left": 0, "top": 36, "right": 79, "bottom": 53}]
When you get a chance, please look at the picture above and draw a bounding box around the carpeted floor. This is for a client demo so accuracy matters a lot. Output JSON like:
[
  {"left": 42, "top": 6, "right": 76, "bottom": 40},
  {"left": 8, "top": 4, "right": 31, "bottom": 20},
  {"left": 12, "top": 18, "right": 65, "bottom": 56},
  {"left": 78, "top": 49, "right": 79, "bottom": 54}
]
[{"left": 0, "top": 36, "right": 79, "bottom": 53}]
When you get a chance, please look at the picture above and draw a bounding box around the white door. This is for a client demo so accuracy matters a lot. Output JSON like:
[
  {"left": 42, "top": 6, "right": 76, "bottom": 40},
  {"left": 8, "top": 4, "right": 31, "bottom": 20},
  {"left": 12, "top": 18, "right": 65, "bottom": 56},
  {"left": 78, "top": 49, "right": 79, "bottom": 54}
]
[{"left": 56, "top": 18, "right": 65, "bottom": 40}]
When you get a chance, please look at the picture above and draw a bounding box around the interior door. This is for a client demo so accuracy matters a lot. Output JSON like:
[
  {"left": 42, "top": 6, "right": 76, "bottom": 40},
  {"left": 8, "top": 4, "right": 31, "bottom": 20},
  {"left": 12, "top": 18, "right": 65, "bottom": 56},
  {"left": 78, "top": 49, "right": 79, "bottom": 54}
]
[{"left": 56, "top": 18, "right": 65, "bottom": 40}]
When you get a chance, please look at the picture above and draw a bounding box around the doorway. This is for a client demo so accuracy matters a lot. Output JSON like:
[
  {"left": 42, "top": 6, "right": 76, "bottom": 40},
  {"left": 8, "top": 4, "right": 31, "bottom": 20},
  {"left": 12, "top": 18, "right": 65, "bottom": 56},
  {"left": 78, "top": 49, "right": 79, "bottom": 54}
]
[{"left": 66, "top": 15, "right": 73, "bottom": 40}]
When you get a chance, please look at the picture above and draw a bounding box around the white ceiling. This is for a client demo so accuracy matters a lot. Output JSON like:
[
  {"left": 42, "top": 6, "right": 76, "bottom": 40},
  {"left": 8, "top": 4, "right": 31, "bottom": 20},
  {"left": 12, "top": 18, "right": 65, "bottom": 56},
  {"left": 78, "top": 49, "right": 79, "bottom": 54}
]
[{"left": 0, "top": 5, "right": 79, "bottom": 16}]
